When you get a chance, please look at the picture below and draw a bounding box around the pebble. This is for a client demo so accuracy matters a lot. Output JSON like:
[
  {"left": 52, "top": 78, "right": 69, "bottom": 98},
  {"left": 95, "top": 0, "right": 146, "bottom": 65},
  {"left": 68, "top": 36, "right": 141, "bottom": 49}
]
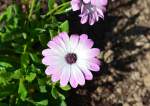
[
  {"left": 135, "top": 102, "right": 143, "bottom": 106},
  {"left": 123, "top": 103, "right": 130, "bottom": 106},
  {"left": 143, "top": 74, "right": 150, "bottom": 88},
  {"left": 116, "top": 88, "right": 122, "bottom": 94}
]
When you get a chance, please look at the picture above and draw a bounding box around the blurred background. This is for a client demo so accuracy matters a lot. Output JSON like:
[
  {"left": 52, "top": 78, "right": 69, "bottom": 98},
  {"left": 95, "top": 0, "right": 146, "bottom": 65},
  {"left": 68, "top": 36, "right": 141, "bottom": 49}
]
[{"left": 0, "top": 0, "right": 150, "bottom": 106}]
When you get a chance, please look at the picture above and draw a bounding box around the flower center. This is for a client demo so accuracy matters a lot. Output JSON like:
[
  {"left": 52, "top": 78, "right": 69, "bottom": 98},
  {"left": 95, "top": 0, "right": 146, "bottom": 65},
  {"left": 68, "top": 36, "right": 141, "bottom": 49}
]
[
  {"left": 84, "top": 3, "right": 95, "bottom": 13},
  {"left": 65, "top": 53, "right": 77, "bottom": 64}
]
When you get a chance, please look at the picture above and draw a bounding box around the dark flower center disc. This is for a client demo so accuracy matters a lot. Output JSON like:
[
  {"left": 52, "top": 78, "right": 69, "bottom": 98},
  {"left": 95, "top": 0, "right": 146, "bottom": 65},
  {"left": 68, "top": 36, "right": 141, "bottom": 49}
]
[{"left": 65, "top": 53, "right": 77, "bottom": 64}]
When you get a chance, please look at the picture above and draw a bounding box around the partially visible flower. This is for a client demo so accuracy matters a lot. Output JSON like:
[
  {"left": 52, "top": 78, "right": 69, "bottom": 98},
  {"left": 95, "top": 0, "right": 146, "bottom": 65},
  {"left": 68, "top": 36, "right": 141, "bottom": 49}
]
[
  {"left": 42, "top": 32, "right": 100, "bottom": 88},
  {"left": 71, "top": 0, "right": 108, "bottom": 25}
]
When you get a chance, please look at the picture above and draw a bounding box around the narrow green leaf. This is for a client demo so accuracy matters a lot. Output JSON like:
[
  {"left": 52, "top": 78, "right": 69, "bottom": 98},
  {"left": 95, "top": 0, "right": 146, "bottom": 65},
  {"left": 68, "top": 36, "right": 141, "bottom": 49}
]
[
  {"left": 59, "top": 93, "right": 65, "bottom": 100},
  {"left": 48, "top": 0, "right": 55, "bottom": 11},
  {"left": 49, "top": 30, "right": 57, "bottom": 39},
  {"left": 11, "top": 69, "right": 22, "bottom": 79},
  {"left": 18, "top": 79, "right": 27, "bottom": 101},
  {"left": 54, "top": 2, "right": 71, "bottom": 15},
  {"left": 29, "top": 53, "right": 40, "bottom": 63},
  {"left": 59, "top": 20, "right": 69, "bottom": 32},
  {"left": 39, "top": 34, "right": 49, "bottom": 46},
  {"left": 44, "top": 1, "right": 70, "bottom": 17},
  {"left": 25, "top": 73, "right": 36, "bottom": 82},
  {"left": 0, "top": 12, "right": 6, "bottom": 21},
  {"left": 51, "top": 86, "right": 59, "bottom": 99},
  {"left": 60, "top": 85, "right": 71, "bottom": 91},
  {"left": 0, "top": 84, "right": 17, "bottom": 98},
  {"left": 40, "top": 85, "right": 47, "bottom": 93},
  {"left": 35, "top": 99, "right": 48, "bottom": 106},
  {"left": 21, "top": 52, "right": 29, "bottom": 68},
  {"left": 0, "top": 62, "right": 12, "bottom": 68},
  {"left": 28, "top": 0, "right": 36, "bottom": 19},
  {"left": 0, "top": 69, "right": 12, "bottom": 85},
  {"left": 6, "top": 6, "right": 13, "bottom": 21},
  {"left": 61, "top": 0, "right": 68, "bottom": 3},
  {"left": 60, "top": 100, "right": 67, "bottom": 106},
  {"left": 38, "top": 78, "right": 47, "bottom": 93},
  {"left": 0, "top": 103, "right": 8, "bottom": 106},
  {"left": 0, "top": 89, "right": 11, "bottom": 98}
]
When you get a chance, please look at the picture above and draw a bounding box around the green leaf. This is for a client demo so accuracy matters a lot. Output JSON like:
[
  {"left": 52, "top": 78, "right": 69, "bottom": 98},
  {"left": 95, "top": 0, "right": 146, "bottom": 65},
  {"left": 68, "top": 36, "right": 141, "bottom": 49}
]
[
  {"left": 0, "top": 62, "right": 12, "bottom": 68},
  {"left": 0, "top": 12, "right": 6, "bottom": 21},
  {"left": 48, "top": 0, "right": 55, "bottom": 11},
  {"left": 51, "top": 86, "right": 59, "bottom": 99},
  {"left": 0, "top": 69, "right": 12, "bottom": 85},
  {"left": 0, "top": 103, "right": 8, "bottom": 106},
  {"left": 28, "top": 0, "right": 36, "bottom": 19},
  {"left": 11, "top": 69, "right": 22, "bottom": 79},
  {"left": 60, "top": 100, "right": 67, "bottom": 106},
  {"left": 40, "top": 85, "right": 47, "bottom": 93},
  {"left": 35, "top": 99, "right": 48, "bottom": 106},
  {"left": 38, "top": 78, "right": 47, "bottom": 93},
  {"left": 60, "top": 85, "right": 71, "bottom": 91},
  {"left": 59, "top": 20, "right": 69, "bottom": 32},
  {"left": 25, "top": 73, "right": 36, "bottom": 82},
  {"left": 49, "top": 30, "right": 57, "bottom": 39},
  {"left": 0, "top": 84, "right": 17, "bottom": 98},
  {"left": 0, "top": 90, "right": 11, "bottom": 98},
  {"left": 39, "top": 34, "right": 50, "bottom": 47},
  {"left": 59, "top": 93, "right": 65, "bottom": 100},
  {"left": 0, "top": 55, "right": 19, "bottom": 66},
  {"left": 18, "top": 79, "right": 27, "bottom": 101},
  {"left": 21, "top": 52, "right": 29, "bottom": 68},
  {"left": 6, "top": 6, "right": 13, "bottom": 21},
  {"left": 29, "top": 53, "right": 40, "bottom": 63},
  {"left": 61, "top": 0, "right": 68, "bottom": 3},
  {"left": 54, "top": 2, "right": 71, "bottom": 15},
  {"left": 35, "top": 28, "right": 46, "bottom": 33},
  {"left": 44, "top": 1, "right": 70, "bottom": 17}
]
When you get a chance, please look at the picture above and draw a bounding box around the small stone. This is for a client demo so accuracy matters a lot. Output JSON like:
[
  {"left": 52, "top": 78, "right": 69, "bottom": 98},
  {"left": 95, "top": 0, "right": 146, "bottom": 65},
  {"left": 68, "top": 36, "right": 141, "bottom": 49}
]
[
  {"left": 104, "top": 50, "right": 114, "bottom": 63},
  {"left": 131, "top": 72, "right": 140, "bottom": 80},
  {"left": 144, "top": 74, "right": 150, "bottom": 88},
  {"left": 116, "top": 88, "right": 122, "bottom": 94},
  {"left": 108, "top": 76, "right": 113, "bottom": 82},
  {"left": 135, "top": 102, "right": 143, "bottom": 106},
  {"left": 127, "top": 97, "right": 134, "bottom": 102},
  {"left": 96, "top": 87, "right": 102, "bottom": 94},
  {"left": 133, "top": 94, "right": 141, "bottom": 102},
  {"left": 123, "top": 103, "right": 130, "bottom": 106}
]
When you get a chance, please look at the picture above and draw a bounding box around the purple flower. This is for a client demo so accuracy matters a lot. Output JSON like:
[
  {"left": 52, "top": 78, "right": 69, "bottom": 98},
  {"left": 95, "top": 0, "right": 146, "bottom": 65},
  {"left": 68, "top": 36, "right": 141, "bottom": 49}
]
[
  {"left": 42, "top": 32, "right": 101, "bottom": 88},
  {"left": 71, "top": 0, "right": 108, "bottom": 25}
]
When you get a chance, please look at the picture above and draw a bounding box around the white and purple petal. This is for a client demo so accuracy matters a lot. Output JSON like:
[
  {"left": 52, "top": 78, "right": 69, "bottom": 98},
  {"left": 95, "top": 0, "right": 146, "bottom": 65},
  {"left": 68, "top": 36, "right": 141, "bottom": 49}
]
[
  {"left": 71, "top": 0, "right": 108, "bottom": 25},
  {"left": 42, "top": 32, "right": 101, "bottom": 88}
]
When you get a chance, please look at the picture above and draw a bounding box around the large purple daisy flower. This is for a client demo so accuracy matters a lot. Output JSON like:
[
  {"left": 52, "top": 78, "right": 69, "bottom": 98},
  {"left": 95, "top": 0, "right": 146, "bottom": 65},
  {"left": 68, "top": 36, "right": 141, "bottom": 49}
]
[
  {"left": 42, "top": 32, "right": 100, "bottom": 88},
  {"left": 71, "top": 0, "right": 108, "bottom": 25}
]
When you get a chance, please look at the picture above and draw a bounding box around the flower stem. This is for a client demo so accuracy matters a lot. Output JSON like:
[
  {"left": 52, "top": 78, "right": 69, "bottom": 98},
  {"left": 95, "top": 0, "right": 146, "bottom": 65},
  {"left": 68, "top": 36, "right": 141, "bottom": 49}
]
[
  {"left": 43, "top": 1, "right": 70, "bottom": 18},
  {"left": 28, "top": 0, "right": 36, "bottom": 20}
]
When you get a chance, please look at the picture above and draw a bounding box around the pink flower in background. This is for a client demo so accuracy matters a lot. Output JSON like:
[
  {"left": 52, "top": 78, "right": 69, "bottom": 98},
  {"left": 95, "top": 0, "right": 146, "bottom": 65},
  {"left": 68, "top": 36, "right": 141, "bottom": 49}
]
[
  {"left": 71, "top": 0, "right": 108, "bottom": 25},
  {"left": 42, "top": 32, "right": 100, "bottom": 88}
]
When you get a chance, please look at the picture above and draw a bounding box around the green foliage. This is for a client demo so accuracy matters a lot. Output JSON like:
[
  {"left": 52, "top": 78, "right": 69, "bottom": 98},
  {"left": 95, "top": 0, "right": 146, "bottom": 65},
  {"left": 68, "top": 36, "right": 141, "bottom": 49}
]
[
  {"left": 60, "top": 85, "right": 71, "bottom": 91},
  {"left": 59, "top": 20, "right": 69, "bottom": 32},
  {"left": 18, "top": 79, "right": 28, "bottom": 101},
  {"left": 0, "top": 0, "right": 71, "bottom": 105}
]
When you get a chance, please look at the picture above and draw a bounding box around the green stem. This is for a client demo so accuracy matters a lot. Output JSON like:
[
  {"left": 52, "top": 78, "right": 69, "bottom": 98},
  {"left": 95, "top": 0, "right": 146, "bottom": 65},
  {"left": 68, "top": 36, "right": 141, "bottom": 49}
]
[
  {"left": 23, "top": 44, "right": 27, "bottom": 53},
  {"left": 43, "top": 1, "right": 70, "bottom": 18},
  {"left": 28, "top": 0, "right": 35, "bottom": 20},
  {"left": 55, "top": 7, "right": 72, "bottom": 15}
]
